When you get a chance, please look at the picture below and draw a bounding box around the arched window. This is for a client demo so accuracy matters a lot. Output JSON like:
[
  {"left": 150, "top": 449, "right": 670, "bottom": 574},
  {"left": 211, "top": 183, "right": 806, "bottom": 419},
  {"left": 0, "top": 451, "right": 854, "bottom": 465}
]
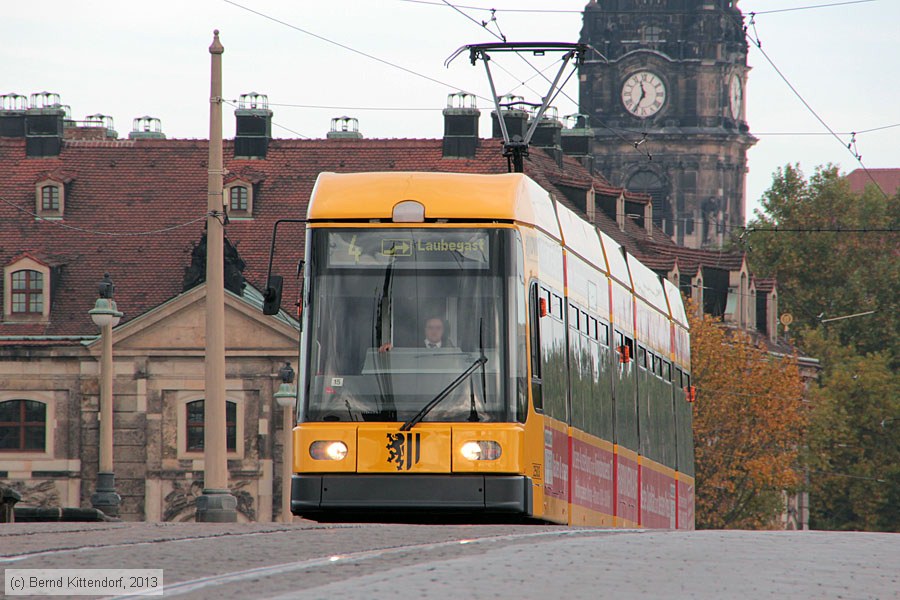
[
  {"left": 229, "top": 186, "right": 248, "bottom": 211},
  {"left": 626, "top": 170, "right": 671, "bottom": 236},
  {"left": 185, "top": 400, "right": 237, "bottom": 452},
  {"left": 0, "top": 399, "right": 46, "bottom": 452},
  {"left": 41, "top": 185, "right": 60, "bottom": 210},
  {"left": 11, "top": 269, "right": 44, "bottom": 314}
]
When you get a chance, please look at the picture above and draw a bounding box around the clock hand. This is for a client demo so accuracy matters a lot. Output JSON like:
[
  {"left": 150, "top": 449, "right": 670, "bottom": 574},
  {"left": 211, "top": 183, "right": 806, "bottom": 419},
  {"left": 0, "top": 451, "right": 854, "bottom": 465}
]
[{"left": 633, "top": 83, "right": 647, "bottom": 111}]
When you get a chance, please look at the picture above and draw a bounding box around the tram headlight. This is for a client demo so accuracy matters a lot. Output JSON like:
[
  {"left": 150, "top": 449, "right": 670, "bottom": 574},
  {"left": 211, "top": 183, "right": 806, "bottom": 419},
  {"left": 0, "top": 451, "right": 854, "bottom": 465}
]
[
  {"left": 310, "top": 440, "right": 348, "bottom": 461},
  {"left": 460, "top": 440, "right": 502, "bottom": 461}
]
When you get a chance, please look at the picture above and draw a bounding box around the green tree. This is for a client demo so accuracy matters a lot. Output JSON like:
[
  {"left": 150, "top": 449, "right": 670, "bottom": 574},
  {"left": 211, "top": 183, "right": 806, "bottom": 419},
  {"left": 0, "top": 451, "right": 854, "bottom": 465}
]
[
  {"left": 801, "top": 330, "right": 900, "bottom": 531},
  {"left": 748, "top": 164, "right": 900, "bottom": 531},
  {"left": 747, "top": 164, "right": 899, "bottom": 363}
]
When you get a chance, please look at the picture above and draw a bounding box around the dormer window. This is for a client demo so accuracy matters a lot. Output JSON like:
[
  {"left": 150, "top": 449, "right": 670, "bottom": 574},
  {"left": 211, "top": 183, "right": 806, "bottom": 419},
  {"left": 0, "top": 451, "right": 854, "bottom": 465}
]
[
  {"left": 4, "top": 256, "right": 52, "bottom": 322},
  {"left": 41, "top": 185, "right": 59, "bottom": 210},
  {"left": 230, "top": 186, "right": 248, "bottom": 211},
  {"left": 224, "top": 180, "right": 253, "bottom": 218},
  {"left": 11, "top": 270, "right": 43, "bottom": 314},
  {"left": 34, "top": 180, "right": 65, "bottom": 218}
]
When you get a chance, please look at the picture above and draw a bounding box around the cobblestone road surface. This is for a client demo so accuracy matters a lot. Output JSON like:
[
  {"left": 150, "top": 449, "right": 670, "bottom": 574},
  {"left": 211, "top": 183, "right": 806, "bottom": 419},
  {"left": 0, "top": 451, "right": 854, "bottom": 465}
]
[{"left": 1, "top": 522, "right": 898, "bottom": 599}]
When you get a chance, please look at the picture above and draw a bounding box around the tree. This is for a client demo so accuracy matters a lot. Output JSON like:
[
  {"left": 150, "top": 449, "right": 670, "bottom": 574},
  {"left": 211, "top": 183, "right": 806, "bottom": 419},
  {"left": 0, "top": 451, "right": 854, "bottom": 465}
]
[
  {"left": 746, "top": 164, "right": 899, "bottom": 363},
  {"left": 689, "top": 303, "right": 808, "bottom": 529},
  {"left": 800, "top": 330, "right": 900, "bottom": 532},
  {"left": 746, "top": 164, "right": 900, "bottom": 531}
]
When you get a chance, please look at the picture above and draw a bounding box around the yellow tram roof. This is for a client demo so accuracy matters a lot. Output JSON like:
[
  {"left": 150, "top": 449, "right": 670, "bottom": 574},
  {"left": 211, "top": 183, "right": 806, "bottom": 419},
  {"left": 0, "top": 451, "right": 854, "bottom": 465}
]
[{"left": 308, "top": 171, "right": 560, "bottom": 237}]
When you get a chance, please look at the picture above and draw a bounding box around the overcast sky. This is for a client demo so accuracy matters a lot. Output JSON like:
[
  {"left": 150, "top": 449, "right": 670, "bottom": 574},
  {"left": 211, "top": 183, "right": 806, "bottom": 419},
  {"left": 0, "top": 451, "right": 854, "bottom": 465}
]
[{"left": 4, "top": 0, "right": 896, "bottom": 221}]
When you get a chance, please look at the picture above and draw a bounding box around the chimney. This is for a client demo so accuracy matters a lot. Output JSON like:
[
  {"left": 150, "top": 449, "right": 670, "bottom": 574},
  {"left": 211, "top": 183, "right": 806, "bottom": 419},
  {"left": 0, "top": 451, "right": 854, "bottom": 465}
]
[
  {"left": 442, "top": 92, "right": 480, "bottom": 159},
  {"left": 129, "top": 116, "right": 166, "bottom": 140},
  {"left": 25, "top": 92, "right": 66, "bottom": 157},
  {"left": 530, "top": 106, "right": 562, "bottom": 147},
  {"left": 327, "top": 116, "right": 363, "bottom": 139},
  {"left": 561, "top": 113, "right": 593, "bottom": 156},
  {"left": 0, "top": 93, "right": 28, "bottom": 138},
  {"left": 491, "top": 94, "right": 528, "bottom": 140},
  {"left": 234, "top": 92, "right": 272, "bottom": 158},
  {"left": 530, "top": 106, "right": 563, "bottom": 167},
  {"left": 64, "top": 113, "right": 118, "bottom": 141}
]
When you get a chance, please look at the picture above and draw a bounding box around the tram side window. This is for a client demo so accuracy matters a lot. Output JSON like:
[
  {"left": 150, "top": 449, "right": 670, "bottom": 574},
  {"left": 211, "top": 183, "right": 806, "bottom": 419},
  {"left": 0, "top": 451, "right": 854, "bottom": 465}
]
[
  {"left": 569, "top": 303, "right": 580, "bottom": 330},
  {"left": 638, "top": 346, "right": 648, "bottom": 369},
  {"left": 663, "top": 361, "right": 672, "bottom": 382},
  {"left": 598, "top": 321, "right": 609, "bottom": 346}
]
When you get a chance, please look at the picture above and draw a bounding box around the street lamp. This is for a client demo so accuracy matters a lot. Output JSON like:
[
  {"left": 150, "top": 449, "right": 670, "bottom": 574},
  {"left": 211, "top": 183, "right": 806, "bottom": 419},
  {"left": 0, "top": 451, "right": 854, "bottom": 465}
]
[
  {"left": 89, "top": 273, "right": 123, "bottom": 517},
  {"left": 273, "top": 362, "right": 296, "bottom": 523}
]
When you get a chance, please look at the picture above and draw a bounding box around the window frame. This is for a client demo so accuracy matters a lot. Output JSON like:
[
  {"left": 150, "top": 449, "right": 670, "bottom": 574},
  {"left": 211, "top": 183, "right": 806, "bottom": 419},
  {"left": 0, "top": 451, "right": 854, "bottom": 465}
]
[
  {"left": 34, "top": 180, "right": 64, "bottom": 217},
  {"left": 175, "top": 393, "right": 245, "bottom": 460},
  {"left": 10, "top": 269, "right": 44, "bottom": 315},
  {"left": 0, "top": 399, "right": 47, "bottom": 453},
  {"left": 0, "top": 392, "right": 54, "bottom": 459},
  {"left": 229, "top": 185, "right": 248, "bottom": 212},
  {"left": 185, "top": 399, "right": 238, "bottom": 453},
  {"left": 41, "top": 185, "right": 60, "bottom": 211},
  {"left": 4, "top": 258, "right": 51, "bottom": 322},
  {"left": 224, "top": 181, "right": 253, "bottom": 217}
]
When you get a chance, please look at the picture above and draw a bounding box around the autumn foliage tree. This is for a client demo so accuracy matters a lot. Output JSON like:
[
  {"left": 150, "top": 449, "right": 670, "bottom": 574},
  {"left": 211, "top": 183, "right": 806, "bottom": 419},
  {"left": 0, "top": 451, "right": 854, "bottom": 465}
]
[{"left": 689, "top": 302, "right": 808, "bottom": 529}]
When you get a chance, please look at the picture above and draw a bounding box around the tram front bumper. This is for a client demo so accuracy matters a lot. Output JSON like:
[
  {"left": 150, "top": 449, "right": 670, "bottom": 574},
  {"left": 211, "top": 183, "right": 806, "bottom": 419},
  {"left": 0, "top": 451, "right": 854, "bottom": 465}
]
[{"left": 291, "top": 474, "right": 532, "bottom": 516}]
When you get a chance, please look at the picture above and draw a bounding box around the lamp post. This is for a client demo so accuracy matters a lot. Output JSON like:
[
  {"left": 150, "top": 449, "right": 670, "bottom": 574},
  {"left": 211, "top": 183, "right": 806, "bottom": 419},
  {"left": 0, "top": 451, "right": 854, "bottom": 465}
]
[
  {"left": 273, "top": 362, "right": 296, "bottom": 523},
  {"left": 196, "top": 29, "right": 237, "bottom": 522},
  {"left": 89, "top": 273, "right": 123, "bottom": 517}
]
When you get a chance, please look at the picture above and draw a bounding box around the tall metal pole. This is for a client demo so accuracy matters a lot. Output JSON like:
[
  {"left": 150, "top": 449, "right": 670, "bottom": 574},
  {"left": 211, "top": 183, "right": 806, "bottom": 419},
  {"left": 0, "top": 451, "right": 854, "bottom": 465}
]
[
  {"left": 90, "top": 274, "right": 122, "bottom": 518},
  {"left": 99, "top": 322, "right": 113, "bottom": 474},
  {"left": 273, "top": 362, "right": 296, "bottom": 523},
  {"left": 196, "top": 29, "right": 237, "bottom": 522},
  {"left": 91, "top": 319, "right": 120, "bottom": 517},
  {"left": 281, "top": 403, "right": 293, "bottom": 523}
]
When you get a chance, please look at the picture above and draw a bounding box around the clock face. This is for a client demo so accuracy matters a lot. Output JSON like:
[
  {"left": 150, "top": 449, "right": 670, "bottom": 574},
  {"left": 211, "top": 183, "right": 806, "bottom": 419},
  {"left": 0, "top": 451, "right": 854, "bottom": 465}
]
[
  {"left": 729, "top": 75, "right": 743, "bottom": 119},
  {"left": 622, "top": 71, "right": 666, "bottom": 118}
]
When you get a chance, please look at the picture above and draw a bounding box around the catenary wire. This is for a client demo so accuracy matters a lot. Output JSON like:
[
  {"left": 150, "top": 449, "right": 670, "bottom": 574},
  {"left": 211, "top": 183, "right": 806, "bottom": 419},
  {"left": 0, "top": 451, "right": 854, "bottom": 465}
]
[
  {"left": 223, "top": 99, "right": 311, "bottom": 138},
  {"left": 221, "top": 0, "right": 489, "bottom": 104},
  {"left": 438, "top": 0, "right": 581, "bottom": 109},
  {"left": 0, "top": 195, "right": 210, "bottom": 237},
  {"left": 731, "top": 11, "right": 891, "bottom": 199},
  {"left": 750, "top": 0, "right": 878, "bottom": 16},
  {"left": 397, "top": 0, "right": 583, "bottom": 14}
]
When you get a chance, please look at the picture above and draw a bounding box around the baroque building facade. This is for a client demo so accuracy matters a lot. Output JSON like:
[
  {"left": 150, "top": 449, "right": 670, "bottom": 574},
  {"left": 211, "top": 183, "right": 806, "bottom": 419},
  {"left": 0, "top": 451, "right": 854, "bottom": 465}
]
[{"left": 579, "top": 0, "right": 757, "bottom": 248}]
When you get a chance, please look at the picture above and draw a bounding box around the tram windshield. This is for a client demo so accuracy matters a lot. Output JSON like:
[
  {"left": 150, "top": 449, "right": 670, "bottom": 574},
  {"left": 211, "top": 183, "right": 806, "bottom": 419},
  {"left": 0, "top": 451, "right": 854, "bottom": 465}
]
[{"left": 303, "top": 228, "right": 523, "bottom": 424}]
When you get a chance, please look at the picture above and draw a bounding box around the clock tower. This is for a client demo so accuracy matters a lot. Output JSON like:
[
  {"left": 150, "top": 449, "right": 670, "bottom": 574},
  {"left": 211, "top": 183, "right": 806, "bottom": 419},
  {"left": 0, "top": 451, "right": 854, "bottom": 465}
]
[{"left": 579, "top": 0, "right": 756, "bottom": 248}]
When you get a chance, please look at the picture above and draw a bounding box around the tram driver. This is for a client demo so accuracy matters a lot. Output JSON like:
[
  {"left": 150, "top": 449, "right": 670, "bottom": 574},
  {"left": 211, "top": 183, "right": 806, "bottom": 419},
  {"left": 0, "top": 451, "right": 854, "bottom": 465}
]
[{"left": 377, "top": 316, "right": 455, "bottom": 352}]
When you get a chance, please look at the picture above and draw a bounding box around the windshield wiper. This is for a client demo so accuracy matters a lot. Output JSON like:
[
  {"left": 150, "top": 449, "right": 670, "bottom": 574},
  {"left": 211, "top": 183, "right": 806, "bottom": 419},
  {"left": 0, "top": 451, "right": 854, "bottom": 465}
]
[{"left": 400, "top": 354, "right": 488, "bottom": 431}]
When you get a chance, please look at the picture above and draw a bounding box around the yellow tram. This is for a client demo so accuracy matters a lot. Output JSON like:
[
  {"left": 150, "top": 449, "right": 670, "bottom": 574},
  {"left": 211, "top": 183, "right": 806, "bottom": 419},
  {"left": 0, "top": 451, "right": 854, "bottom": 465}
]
[{"left": 283, "top": 171, "right": 693, "bottom": 528}]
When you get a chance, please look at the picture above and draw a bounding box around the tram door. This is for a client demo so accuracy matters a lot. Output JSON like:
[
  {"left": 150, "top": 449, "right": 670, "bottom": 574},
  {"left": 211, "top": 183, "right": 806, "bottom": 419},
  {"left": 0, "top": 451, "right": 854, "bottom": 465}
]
[{"left": 531, "top": 281, "right": 570, "bottom": 520}]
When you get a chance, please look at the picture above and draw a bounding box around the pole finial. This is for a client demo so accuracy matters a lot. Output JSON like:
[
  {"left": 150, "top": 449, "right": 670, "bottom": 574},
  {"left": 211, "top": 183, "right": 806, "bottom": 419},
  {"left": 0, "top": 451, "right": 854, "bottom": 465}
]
[{"left": 210, "top": 29, "right": 224, "bottom": 54}]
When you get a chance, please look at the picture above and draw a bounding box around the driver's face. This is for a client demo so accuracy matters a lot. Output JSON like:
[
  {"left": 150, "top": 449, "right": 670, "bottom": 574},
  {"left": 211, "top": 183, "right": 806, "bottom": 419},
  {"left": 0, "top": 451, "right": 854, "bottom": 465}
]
[{"left": 425, "top": 319, "right": 444, "bottom": 343}]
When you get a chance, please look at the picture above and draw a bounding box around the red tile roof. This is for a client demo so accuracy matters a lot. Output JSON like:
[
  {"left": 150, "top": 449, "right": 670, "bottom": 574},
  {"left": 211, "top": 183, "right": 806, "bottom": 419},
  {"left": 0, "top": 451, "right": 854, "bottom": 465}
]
[
  {"left": 0, "top": 136, "right": 617, "bottom": 339},
  {"left": 0, "top": 134, "right": 759, "bottom": 341},
  {"left": 846, "top": 168, "right": 900, "bottom": 195}
]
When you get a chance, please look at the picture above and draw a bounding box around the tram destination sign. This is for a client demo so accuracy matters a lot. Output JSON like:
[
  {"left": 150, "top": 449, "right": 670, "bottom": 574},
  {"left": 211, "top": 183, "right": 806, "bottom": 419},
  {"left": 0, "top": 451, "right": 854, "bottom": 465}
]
[{"left": 326, "top": 230, "right": 491, "bottom": 269}]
